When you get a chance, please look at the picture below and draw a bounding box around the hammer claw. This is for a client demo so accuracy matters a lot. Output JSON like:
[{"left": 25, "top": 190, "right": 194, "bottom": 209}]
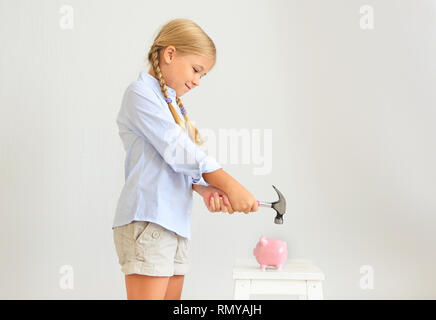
[{"left": 256, "top": 185, "right": 287, "bottom": 224}]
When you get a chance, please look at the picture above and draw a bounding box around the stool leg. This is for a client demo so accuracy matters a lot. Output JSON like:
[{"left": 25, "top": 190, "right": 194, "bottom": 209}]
[
  {"left": 307, "top": 280, "right": 323, "bottom": 300},
  {"left": 233, "top": 279, "right": 251, "bottom": 300}
]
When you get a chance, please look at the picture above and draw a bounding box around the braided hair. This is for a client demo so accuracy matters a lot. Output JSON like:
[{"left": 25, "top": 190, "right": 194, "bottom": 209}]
[{"left": 146, "top": 18, "right": 216, "bottom": 146}]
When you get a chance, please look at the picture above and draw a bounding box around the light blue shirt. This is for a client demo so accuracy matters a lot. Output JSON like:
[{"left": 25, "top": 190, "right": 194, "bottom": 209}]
[{"left": 112, "top": 71, "right": 222, "bottom": 240}]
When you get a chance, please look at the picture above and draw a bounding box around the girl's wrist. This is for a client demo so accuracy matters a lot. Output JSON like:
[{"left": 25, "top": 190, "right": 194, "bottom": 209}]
[{"left": 192, "top": 183, "right": 207, "bottom": 195}]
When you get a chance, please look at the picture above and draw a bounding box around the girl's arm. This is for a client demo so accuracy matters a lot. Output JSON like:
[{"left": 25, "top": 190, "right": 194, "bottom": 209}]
[
  {"left": 202, "top": 169, "right": 258, "bottom": 213},
  {"left": 192, "top": 183, "right": 207, "bottom": 194},
  {"left": 192, "top": 183, "right": 233, "bottom": 213},
  {"left": 201, "top": 168, "right": 238, "bottom": 194}
]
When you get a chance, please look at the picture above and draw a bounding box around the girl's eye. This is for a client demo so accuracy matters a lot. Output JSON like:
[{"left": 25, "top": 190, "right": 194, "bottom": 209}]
[{"left": 193, "top": 68, "right": 199, "bottom": 73}]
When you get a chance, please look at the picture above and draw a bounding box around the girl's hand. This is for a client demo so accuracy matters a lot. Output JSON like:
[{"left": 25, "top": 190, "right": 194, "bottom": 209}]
[
  {"left": 226, "top": 183, "right": 258, "bottom": 214},
  {"left": 196, "top": 185, "right": 234, "bottom": 214},
  {"left": 206, "top": 192, "right": 234, "bottom": 214}
]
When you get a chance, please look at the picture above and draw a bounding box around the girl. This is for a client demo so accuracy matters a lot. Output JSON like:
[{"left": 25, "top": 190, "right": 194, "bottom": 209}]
[{"left": 112, "top": 18, "right": 258, "bottom": 300}]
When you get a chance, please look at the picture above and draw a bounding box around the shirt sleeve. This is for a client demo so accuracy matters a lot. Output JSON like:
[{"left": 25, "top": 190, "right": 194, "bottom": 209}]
[
  {"left": 123, "top": 84, "right": 221, "bottom": 183},
  {"left": 192, "top": 176, "right": 210, "bottom": 186}
]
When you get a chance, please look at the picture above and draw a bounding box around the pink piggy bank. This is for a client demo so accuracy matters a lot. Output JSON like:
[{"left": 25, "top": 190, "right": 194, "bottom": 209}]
[{"left": 253, "top": 235, "right": 288, "bottom": 271}]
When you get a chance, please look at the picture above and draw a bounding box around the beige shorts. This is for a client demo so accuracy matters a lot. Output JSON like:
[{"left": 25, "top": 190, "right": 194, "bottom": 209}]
[{"left": 113, "top": 220, "right": 190, "bottom": 277}]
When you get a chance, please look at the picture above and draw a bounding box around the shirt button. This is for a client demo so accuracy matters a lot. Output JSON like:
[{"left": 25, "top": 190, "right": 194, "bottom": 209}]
[{"left": 152, "top": 231, "right": 160, "bottom": 239}]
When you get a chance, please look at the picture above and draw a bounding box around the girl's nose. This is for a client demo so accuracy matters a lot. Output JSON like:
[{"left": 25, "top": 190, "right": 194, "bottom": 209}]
[{"left": 193, "top": 76, "right": 201, "bottom": 87}]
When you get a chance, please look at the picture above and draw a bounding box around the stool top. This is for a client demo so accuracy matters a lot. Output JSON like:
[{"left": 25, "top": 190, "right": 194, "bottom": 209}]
[{"left": 233, "top": 258, "right": 325, "bottom": 280}]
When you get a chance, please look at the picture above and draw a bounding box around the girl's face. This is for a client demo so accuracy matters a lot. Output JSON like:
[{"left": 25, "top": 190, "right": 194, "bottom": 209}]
[{"left": 149, "top": 46, "right": 213, "bottom": 97}]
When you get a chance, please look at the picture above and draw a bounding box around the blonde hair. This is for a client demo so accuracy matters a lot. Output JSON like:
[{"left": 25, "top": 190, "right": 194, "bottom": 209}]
[{"left": 146, "top": 18, "right": 216, "bottom": 146}]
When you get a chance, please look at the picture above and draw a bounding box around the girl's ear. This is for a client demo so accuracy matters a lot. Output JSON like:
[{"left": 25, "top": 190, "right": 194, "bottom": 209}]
[{"left": 163, "top": 46, "right": 177, "bottom": 64}]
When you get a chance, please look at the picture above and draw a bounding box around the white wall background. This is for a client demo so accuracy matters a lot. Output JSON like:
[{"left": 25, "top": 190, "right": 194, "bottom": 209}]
[{"left": 1, "top": 0, "right": 435, "bottom": 299}]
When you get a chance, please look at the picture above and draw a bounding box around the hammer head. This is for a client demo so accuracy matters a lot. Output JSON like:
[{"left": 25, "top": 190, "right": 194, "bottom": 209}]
[{"left": 271, "top": 185, "right": 286, "bottom": 224}]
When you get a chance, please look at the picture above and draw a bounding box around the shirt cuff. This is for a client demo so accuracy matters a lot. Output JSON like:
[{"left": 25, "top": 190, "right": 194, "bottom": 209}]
[
  {"left": 191, "top": 155, "right": 221, "bottom": 184},
  {"left": 192, "top": 176, "right": 209, "bottom": 186}
]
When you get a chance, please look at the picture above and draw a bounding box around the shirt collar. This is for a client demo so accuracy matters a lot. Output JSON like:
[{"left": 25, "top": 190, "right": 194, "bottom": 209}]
[{"left": 139, "top": 71, "right": 177, "bottom": 99}]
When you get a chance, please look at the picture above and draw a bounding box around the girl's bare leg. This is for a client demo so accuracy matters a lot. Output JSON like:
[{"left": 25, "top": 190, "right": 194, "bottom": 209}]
[
  {"left": 164, "top": 275, "right": 185, "bottom": 300},
  {"left": 125, "top": 274, "right": 170, "bottom": 300}
]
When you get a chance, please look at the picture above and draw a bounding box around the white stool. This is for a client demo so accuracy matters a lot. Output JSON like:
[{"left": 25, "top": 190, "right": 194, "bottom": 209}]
[{"left": 233, "top": 258, "right": 325, "bottom": 300}]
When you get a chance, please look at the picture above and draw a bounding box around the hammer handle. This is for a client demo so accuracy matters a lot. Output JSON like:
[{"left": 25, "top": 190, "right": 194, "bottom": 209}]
[
  {"left": 211, "top": 197, "right": 271, "bottom": 208},
  {"left": 257, "top": 200, "right": 272, "bottom": 208}
]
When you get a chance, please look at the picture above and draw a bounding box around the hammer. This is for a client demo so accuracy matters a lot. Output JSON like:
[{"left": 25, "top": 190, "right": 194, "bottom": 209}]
[{"left": 256, "top": 185, "right": 287, "bottom": 224}]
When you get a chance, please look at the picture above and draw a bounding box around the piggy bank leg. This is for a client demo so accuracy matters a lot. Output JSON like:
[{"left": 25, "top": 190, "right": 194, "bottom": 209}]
[
  {"left": 276, "top": 264, "right": 283, "bottom": 270},
  {"left": 260, "top": 264, "right": 266, "bottom": 271}
]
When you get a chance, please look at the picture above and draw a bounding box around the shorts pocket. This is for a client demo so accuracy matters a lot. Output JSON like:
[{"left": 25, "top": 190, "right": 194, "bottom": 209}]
[
  {"left": 133, "top": 221, "right": 159, "bottom": 263},
  {"left": 132, "top": 221, "right": 152, "bottom": 243}
]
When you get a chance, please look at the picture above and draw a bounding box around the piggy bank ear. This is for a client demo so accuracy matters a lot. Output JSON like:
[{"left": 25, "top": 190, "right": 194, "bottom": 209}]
[{"left": 260, "top": 236, "right": 268, "bottom": 246}]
